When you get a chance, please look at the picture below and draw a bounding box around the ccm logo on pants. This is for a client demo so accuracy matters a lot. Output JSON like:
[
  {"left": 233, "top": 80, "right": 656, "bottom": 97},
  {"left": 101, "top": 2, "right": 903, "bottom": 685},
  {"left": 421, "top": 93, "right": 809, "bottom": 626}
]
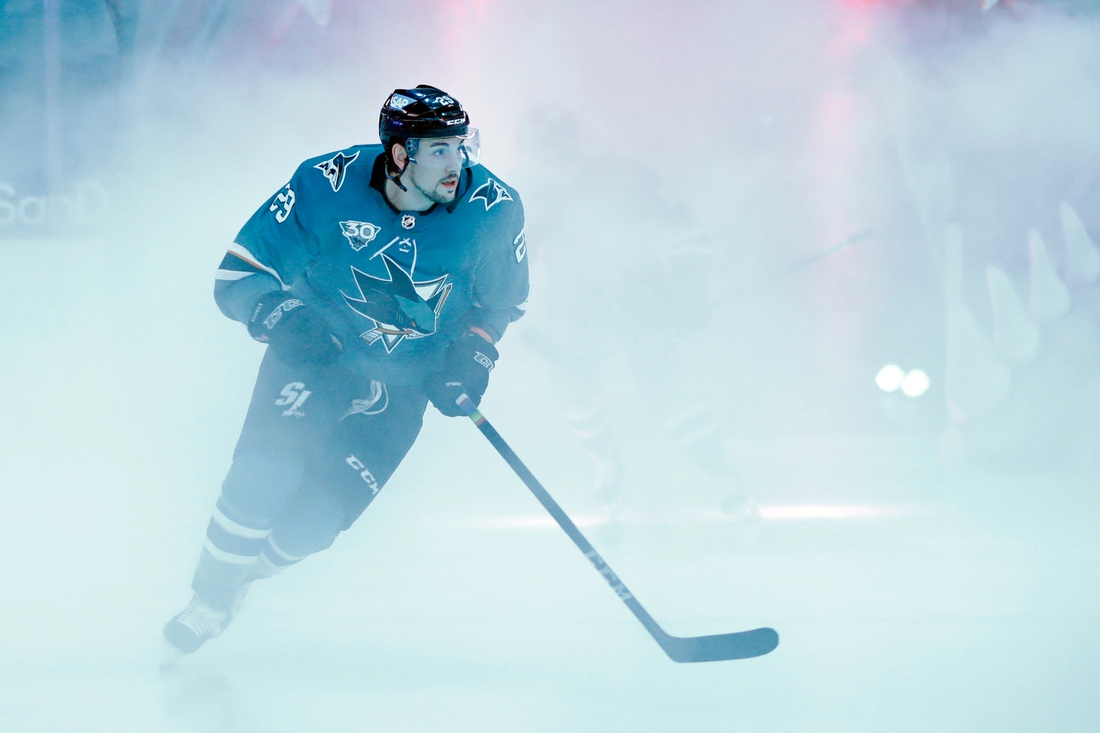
[{"left": 346, "top": 455, "right": 379, "bottom": 495}]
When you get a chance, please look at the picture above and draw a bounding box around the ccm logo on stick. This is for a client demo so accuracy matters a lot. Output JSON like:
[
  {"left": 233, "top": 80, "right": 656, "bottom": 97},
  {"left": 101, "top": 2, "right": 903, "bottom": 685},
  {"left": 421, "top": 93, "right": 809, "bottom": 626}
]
[{"left": 584, "top": 550, "right": 632, "bottom": 600}]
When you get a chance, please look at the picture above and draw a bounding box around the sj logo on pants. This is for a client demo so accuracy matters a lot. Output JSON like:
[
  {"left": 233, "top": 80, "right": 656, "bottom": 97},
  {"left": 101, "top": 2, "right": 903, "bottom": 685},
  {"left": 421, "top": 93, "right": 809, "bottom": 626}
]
[{"left": 275, "top": 382, "right": 311, "bottom": 418}]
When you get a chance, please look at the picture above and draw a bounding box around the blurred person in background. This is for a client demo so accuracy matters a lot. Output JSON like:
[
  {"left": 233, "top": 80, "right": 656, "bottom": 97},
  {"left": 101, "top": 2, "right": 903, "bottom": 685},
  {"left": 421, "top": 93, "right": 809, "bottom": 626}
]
[{"left": 515, "top": 106, "right": 753, "bottom": 518}]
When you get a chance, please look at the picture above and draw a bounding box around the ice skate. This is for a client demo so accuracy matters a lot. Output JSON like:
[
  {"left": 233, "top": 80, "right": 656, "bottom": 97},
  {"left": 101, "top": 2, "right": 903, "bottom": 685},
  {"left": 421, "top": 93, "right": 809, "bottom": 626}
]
[
  {"left": 716, "top": 481, "right": 763, "bottom": 549},
  {"left": 719, "top": 487, "right": 760, "bottom": 522},
  {"left": 163, "top": 594, "right": 234, "bottom": 654}
]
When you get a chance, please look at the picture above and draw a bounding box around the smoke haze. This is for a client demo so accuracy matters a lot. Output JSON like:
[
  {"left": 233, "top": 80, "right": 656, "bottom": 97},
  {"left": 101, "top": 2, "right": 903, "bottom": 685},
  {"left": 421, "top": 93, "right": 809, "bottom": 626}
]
[{"left": 2, "top": 1, "right": 1099, "bottom": 730}]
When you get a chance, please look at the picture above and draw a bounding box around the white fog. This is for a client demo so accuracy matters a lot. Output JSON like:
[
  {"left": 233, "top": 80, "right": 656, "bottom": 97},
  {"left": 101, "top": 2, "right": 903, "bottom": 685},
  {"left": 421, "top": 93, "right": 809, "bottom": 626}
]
[{"left": 2, "top": 1, "right": 1099, "bottom": 730}]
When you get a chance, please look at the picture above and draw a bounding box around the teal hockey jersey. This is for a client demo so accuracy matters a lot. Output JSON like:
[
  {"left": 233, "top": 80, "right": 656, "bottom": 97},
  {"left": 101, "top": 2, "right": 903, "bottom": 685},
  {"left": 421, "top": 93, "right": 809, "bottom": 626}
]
[{"left": 214, "top": 145, "right": 529, "bottom": 386}]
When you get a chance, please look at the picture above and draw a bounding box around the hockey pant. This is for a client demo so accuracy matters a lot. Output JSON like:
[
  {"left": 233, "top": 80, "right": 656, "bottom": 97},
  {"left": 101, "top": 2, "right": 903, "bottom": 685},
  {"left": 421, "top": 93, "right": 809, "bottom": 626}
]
[{"left": 191, "top": 349, "right": 428, "bottom": 611}]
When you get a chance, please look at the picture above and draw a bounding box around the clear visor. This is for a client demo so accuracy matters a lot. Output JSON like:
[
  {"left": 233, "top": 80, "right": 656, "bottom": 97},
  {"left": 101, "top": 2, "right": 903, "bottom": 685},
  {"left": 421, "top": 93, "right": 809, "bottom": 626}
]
[{"left": 408, "top": 128, "right": 480, "bottom": 170}]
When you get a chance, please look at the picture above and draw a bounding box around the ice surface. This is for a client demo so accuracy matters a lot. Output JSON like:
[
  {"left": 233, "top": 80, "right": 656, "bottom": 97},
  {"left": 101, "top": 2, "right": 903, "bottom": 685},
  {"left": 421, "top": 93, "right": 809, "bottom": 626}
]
[{"left": 2, "top": 1, "right": 1100, "bottom": 731}]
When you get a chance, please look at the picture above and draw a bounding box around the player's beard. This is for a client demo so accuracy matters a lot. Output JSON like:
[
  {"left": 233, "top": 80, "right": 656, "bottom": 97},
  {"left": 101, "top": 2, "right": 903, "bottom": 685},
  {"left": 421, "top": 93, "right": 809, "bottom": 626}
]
[{"left": 409, "top": 166, "right": 459, "bottom": 204}]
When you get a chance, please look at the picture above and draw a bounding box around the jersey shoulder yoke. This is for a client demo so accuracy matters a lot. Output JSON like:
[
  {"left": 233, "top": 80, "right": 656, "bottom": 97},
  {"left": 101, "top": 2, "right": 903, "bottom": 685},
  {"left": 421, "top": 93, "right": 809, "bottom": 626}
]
[
  {"left": 296, "top": 144, "right": 381, "bottom": 196},
  {"left": 464, "top": 165, "right": 522, "bottom": 216}
]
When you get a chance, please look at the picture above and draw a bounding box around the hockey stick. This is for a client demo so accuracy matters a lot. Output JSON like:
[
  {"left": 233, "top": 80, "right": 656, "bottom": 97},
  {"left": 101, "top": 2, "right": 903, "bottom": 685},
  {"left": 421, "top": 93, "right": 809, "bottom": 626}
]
[
  {"left": 775, "top": 227, "right": 874, "bottom": 275},
  {"left": 456, "top": 394, "right": 779, "bottom": 662}
]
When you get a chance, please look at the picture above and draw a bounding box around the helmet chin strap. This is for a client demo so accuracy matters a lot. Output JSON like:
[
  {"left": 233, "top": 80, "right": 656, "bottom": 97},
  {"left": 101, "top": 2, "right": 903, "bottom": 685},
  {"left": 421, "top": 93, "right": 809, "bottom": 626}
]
[
  {"left": 385, "top": 139, "right": 414, "bottom": 193},
  {"left": 386, "top": 155, "right": 409, "bottom": 193},
  {"left": 387, "top": 166, "right": 409, "bottom": 193}
]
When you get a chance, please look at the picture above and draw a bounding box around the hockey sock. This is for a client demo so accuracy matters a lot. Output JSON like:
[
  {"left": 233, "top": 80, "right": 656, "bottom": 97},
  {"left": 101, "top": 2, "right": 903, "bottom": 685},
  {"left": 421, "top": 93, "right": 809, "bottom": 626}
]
[
  {"left": 247, "top": 535, "right": 306, "bottom": 581},
  {"left": 191, "top": 500, "right": 271, "bottom": 611},
  {"left": 564, "top": 395, "right": 622, "bottom": 464},
  {"left": 564, "top": 396, "right": 624, "bottom": 499},
  {"left": 665, "top": 404, "right": 734, "bottom": 477}
]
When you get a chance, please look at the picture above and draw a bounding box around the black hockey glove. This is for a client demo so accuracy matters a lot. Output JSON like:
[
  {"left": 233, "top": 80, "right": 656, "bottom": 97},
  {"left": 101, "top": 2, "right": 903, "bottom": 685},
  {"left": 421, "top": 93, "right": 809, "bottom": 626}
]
[
  {"left": 425, "top": 330, "right": 499, "bottom": 417},
  {"left": 247, "top": 291, "right": 344, "bottom": 368}
]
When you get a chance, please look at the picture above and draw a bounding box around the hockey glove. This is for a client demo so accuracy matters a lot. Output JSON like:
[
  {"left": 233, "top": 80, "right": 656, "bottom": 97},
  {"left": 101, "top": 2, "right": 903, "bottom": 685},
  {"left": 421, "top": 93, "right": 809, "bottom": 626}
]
[
  {"left": 425, "top": 330, "right": 499, "bottom": 417},
  {"left": 247, "top": 292, "right": 344, "bottom": 367}
]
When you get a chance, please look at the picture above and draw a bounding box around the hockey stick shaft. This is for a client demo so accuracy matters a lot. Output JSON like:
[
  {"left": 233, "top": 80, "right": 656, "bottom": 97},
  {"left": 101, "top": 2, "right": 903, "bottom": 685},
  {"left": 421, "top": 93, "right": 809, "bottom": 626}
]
[{"left": 456, "top": 395, "right": 778, "bottom": 662}]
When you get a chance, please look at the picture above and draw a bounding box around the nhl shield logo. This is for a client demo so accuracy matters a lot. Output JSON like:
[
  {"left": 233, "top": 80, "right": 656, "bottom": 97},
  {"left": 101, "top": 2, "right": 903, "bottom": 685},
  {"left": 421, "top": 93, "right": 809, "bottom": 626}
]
[{"left": 401, "top": 214, "right": 416, "bottom": 230}]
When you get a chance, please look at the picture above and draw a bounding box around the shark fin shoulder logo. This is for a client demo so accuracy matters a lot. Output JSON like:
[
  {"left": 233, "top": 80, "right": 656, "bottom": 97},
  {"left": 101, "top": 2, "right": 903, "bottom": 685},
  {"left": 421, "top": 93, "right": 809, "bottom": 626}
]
[
  {"left": 469, "top": 178, "right": 514, "bottom": 211},
  {"left": 315, "top": 150, "right": 360, "bottom": 192},
  {"left": 339, "top": 237, "right": 452, "bottom": 354}
]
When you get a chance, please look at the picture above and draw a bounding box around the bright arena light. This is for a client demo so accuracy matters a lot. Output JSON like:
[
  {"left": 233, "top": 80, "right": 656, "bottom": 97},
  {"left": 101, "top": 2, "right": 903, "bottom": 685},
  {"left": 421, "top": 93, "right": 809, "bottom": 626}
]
[
  {"left": 757, "top": 505, "right": 906, "bottom": 520},
  {"left": 901, "top": 369, "right": 930, "bottom": 397},
  {"left": 875, "top": 364, "right": 905, "bottom": 392}
]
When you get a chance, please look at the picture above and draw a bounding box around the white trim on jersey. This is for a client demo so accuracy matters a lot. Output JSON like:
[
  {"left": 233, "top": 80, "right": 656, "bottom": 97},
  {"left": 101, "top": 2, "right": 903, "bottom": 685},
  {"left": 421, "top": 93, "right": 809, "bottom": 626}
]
[
  {"left": 225, "top": 242, "right": 290, "bottom": 290},
  {"left": 215, "top": 269, "right": 255, "bottom": 281}
]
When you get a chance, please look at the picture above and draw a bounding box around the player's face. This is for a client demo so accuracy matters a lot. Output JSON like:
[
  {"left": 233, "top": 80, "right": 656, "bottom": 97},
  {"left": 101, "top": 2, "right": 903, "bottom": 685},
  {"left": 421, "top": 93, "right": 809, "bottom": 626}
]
[{"left": 406, "top": 137, "right": 465, "bottom": 203}]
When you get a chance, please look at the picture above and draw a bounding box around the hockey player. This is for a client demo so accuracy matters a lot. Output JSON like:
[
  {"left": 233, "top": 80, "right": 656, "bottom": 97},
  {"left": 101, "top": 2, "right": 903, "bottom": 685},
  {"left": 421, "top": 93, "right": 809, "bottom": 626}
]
[{"left": 163, "top": 85, "right": 529, "bottom": 653}]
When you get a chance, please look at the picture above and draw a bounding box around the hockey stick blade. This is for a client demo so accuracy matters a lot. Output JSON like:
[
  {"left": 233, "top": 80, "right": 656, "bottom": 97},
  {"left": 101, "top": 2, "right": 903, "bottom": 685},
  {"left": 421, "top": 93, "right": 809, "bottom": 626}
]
[
  {"left": 457, "top": 395, "right": 779, "bottom": 662},
  {"left": 654, "top": 625, "right": 779, "bottom": 663}
]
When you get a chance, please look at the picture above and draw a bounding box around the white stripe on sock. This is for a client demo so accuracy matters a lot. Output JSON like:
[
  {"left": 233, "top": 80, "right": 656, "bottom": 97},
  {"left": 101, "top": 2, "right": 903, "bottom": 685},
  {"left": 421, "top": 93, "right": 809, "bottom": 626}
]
[
  {"left": 211, "top": 506, "right": 271, "bottom": 539},
  {"left": 202, "top": 537, "right": 259, "bottom": 565},
  {"left": 266, "top": 535, "right": 306, "bottom": 563}
]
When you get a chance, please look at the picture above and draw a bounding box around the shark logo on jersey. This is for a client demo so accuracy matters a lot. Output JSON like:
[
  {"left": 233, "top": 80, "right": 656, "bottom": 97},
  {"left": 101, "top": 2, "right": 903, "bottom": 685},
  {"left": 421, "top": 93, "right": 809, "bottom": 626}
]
[
  {"left": 315, "top": 150, "right": 359, "bottom": 192},
  {"left": 340, "top": 220, "right": 381, "bottom": 251},
  {"left": 340, "top": 237, "right": 452, "bottom": 353},
  {"left": 469, "top": 178, "right": 513, "bottom": 211}
]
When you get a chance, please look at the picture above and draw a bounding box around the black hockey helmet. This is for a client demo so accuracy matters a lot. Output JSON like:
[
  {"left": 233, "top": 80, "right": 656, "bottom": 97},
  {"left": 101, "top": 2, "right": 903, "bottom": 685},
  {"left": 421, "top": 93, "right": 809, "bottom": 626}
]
[{"left": 379, "top": 85, "right": 471, "bottom": 146}]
